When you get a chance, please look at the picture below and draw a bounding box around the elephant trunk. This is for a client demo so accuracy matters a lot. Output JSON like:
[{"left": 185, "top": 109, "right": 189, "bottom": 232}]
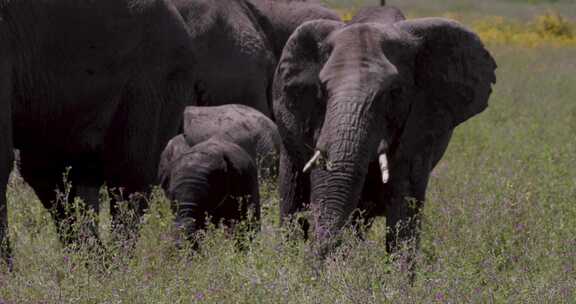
[
  {"left": 174, "top": 200, "right": 203, "bottom": 239},
  {"left": 171, "top": 166, "right": 214, "bottom": 239},
  {"left": 311, "top": 166, "right": 365, "bottom": 241},
  {"left": 309, "top": 91, "right": 386, "bottom": 254}
]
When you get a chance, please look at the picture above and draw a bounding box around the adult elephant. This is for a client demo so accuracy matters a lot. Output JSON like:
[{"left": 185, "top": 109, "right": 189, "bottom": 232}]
[
  {"left": 0, "top": 0, "right": 337, "bottom": 267},
  {"left": 0, "top": 0, "right": 196, "bottom": 266},
  {"left": 273, "top": 7, "right": 497, "bottom": 256},
  {"left": 172, "top": 0, "right": 340, "bottom": 118}
]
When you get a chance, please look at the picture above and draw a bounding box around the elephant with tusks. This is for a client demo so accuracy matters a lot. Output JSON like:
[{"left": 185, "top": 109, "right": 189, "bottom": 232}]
[{"left": 273, "top": 6, "right": 497, "bottom": 260}]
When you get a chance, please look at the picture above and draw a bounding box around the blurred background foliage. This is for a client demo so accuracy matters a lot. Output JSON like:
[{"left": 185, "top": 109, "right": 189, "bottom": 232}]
[{"left": 324, "top": 0, "right": 576, "bottom": 47}]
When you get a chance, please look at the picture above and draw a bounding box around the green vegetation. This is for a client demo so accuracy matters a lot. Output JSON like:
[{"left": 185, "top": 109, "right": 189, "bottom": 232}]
[
  {"left": 2, "top": 1, "right": 576, "bottom": 303},
  {"left": 324, "top": 0, "right": 576, "bottom": 21},
  {"left": 471, "top": 11, "right": 576, "bottom": 47}
]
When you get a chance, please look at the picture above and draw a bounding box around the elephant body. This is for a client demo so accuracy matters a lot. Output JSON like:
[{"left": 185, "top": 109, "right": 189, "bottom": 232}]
[
  {"left": 0, "top": 0, "right": 196, "bottom": 263},
  {"left": 0, "top": 0, "right": 337, "bottom": 264},
  {"left": 273, "top": 6, "right": 496, "bottom": 256},
  {"left": 173, "top": 0, "right": 339, "bottom": 117},
  {"left": 158, "top": 137, "right": 260, "bottom": 244},
  {"left": 181, "top": 104, "right": 282, "bottom": 179}
]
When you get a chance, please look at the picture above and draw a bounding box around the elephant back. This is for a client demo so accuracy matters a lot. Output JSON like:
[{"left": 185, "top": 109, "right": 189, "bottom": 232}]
[
  {"left": 182, "top": 104, "right": 282, "bottom": 174},
  {"left": 247, "top": 0, "right": 340, "bottom": 57}
]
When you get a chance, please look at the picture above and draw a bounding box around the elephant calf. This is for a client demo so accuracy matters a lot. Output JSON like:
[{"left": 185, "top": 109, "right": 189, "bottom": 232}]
[
  {"left": 181, "top": 104, "right": 282, "bottom": 180},
  {"left": 159, "top": 104, "right": 284, "bottom": 246},
  {"left": 159, "top": 136, "right": 260, "bottom": 246}
]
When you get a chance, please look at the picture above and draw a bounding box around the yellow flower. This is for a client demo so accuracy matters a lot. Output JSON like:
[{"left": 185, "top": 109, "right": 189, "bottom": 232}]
[{"left": 335, "top": 9, "right": 576, "bottom": 48}]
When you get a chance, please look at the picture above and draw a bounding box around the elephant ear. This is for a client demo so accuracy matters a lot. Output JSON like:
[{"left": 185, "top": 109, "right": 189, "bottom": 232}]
[
  {"left": 158, "top": 135, "right": 189, "bottom": 192},
  {"left": 273, "top": 20, "right": 344, "bottom": 104},
  {"left": 395, "top": 18, "right": 497, "bottom": 128}
]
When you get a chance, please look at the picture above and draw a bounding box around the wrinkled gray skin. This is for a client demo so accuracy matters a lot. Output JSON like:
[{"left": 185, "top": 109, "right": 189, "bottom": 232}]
[
  {"left": 0, "top": 0, "right": 336, "bottom": 267},
  {"left": 0, "top": 0, "right": 195, "bottom": 266},
  {"left": 273, "top": 7, "right": 497, "bottom": 257},
  {"left": 158, "top": 137, "right": 260, "bottom": 246},
  {"left": 172, "top": 0, "right": 339, "bottom": 117},
  {"left": 181, "top": 104, "right": 282, "bottom": 179}
]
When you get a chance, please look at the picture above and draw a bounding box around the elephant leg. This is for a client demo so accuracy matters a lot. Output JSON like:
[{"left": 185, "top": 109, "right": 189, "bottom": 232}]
[
  {"left": 0, "top": 146, "right": 12, "bottom": 270},
  {"left": 0, "top": 54, "right": 13, "bottom": 268},
  {"left": 246, "top": 174, "right": 261, "bottom": 234},
  {"left": 383, "top": 182, "right": 423, "bottom": 254},
  {"left": 352, "top": 161, "right": 387, "bottom": 240},
  {"left": 381, "top": 170, "right": 427, "bottom": 285},
  {"left": 19, "top": 157, "right": 73, "bottom": 244},
  {"left": 106, "top": 184, "right": 149, "bottom": 252},
  {"left": 278, "top": 152, "right": 311, "bottom": 238},
  {"left": 70, "top": 161, "right": 104, "bottom": 250},
  {"left": 105, "top": 150, "right": 154, "bottom": 250},
  {"left": 103, "top": 81, "right": 184, "bottom": 250},
  {"left": 384, "top": 130, "right": 453, "bottom": 254},
  {"left": 19, "top": 152, "right": 103, "bottom": 248},
  {"left": 212, "top": 197, "right": 258, "bottom": 252},
  {"left": 232, "top": 167, "right": 261, "bottom": 250}
]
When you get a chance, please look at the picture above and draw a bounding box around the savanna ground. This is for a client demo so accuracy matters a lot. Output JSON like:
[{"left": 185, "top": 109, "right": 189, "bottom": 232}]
[{"left": 1, "top": 0, "right": 576, "bottom": 302}]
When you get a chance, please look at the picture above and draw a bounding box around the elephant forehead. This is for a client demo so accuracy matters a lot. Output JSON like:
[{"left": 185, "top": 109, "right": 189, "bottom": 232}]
[
  {"left": 319, "top": 57, "right": 397, "bottom": 92},
  {"left": 178, "top": 149, "right": 220, "bottom": 170},
  {"left": 320, "top": 34, "right": 398, "bottom": 88},
  {"left": 327, "top": 23, "right": 416, "bottom": 59},
  {"left": 319, "top": 24, "right": 417, "bottom": 88},
  {"left": 327, "top": 25, "right": 385, "bottom": 56}
]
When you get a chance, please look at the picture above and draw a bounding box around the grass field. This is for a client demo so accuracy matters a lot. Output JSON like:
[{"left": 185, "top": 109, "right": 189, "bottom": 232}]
[
  {"left": 325, "top": 0, "right": 576, "bottom": 20},
  {"left": 2, "top": 1, "right": 576, "bottom": 303}
]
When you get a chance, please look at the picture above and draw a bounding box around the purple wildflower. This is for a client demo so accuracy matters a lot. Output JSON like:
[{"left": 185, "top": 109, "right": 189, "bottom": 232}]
[
  {"left": 195, "top": 292, "right": 205, "bottom": 301},
  {"left": 435, "top": 292, "right": 445, "bottom": 302}
]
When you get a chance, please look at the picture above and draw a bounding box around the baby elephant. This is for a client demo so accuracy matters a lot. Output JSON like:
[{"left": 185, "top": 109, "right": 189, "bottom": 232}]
[
  {"left": 158, "top": 136, "right": 260, "bottom": 246},
  {"left": 181, "top": 104, "right": 282, "bottom": 180}
]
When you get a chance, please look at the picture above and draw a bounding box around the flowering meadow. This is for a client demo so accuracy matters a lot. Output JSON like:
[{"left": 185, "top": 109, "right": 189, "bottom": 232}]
[{"left": 1, "top": 0, "right": 575, "bottom": 302}]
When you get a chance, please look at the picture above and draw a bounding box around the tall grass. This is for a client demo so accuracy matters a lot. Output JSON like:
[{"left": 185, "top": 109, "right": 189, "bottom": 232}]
[{"left": 2, "top": 5, "right": 576, "bottom": 304}]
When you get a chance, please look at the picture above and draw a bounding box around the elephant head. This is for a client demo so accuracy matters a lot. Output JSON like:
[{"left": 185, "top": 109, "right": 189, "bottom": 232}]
[
  {"left": 159, "top": 137, "right": 233, "bottom": 229},
  {"left": 158, "top": 137, "right": 260, "bottom": 241},
  {"left": 273, "top": 13, "right": 496, "bottom": 250}
]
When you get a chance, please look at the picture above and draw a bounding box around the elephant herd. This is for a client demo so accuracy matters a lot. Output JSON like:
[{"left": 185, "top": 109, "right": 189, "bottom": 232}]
[{"left": 0, "top": 0, "right": 496, "bottom": 270}]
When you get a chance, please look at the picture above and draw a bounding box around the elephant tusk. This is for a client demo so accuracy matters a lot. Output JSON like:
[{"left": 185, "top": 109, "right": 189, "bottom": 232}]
[
  {"left": 379, "top": 154, "right": 389, "bottom": 184},
  {"left": 303, "top": 150, "right": 322, "bottom": 173}
]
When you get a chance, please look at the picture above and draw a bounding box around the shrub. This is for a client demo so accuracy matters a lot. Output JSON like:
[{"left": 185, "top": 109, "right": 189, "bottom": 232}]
[
  {"left": 534, "top": 10, "right": 573, "bottom": 38},
  {"left": 334, "top": 9, "right": 576, "bottom": 47},
  {"left": 470, "top": 11, "right": 576, "bottom": 47}
]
